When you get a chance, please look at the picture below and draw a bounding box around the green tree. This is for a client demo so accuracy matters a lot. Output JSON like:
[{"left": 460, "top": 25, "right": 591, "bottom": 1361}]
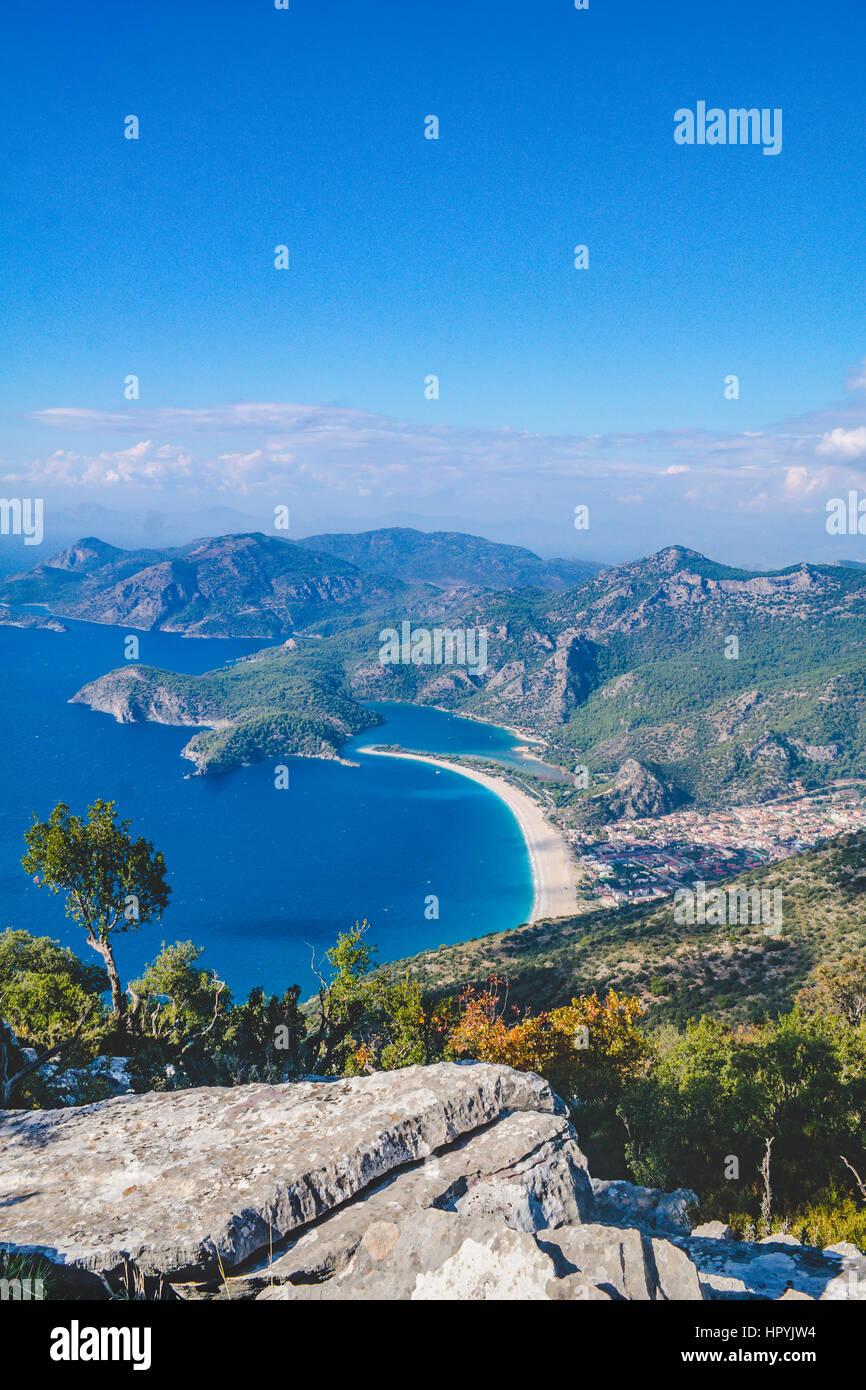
[
  {"left": 127, "top": 941, "right": 228, "bottom": 1045},
  {"left": 303, "top": 923, "right": 448, "bottom": 1075},
  {"left": 126, "top": 940, "right": 230, "bottom": 1087},
  {"left": 0, "top": 927, "right": 109, "bottom": 1048},
  {"left": 22, "top": 800, "right": 170, "bottom": 1035},
  {"left": 222, "top": 984, "right": 306, "bottom": 1081},
  {"left": 305, "top": 921, "right": 376, "bottom": 1074},
  {"left": 619, "top": 1010, "right": 866, "bottom": 1222},
  {"left": 344, "top": 971, "right": 452, "bottom": 1075},
  {"left": 797, "top": 955, "right": 866, "bottom": 1027}
]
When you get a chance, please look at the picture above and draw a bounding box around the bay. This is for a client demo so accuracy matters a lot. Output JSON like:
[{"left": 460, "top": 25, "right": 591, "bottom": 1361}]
[{"left": 0, "top": 623, "right": 533, "bottom": 998}]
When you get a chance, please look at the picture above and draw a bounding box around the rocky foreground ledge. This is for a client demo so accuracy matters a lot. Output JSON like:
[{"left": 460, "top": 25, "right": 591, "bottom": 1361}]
[{"left": 1, "top": 1062, "right": 863, "bottom": 1301}]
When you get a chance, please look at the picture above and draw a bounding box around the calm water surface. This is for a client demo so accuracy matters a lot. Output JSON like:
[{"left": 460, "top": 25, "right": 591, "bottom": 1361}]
[{"left": 0, "top": 625, "right": 533, "bottom": 996}]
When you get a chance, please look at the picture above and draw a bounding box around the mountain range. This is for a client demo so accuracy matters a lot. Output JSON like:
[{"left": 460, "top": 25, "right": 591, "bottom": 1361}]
[
  {"left": 347, "top": 543, "right": 866, "bottom": 812},
  {"left": 0, "top": 533, "right": 408, "bottom": 639},
  {"left": 7, "top": 530, "right": 866, "bottom": 807},
  {"left": 1, "top": 528, "right": 597, "bottom": 641},
  {"left": 296, "top": 527, "right": 600, "bottom": 591}
]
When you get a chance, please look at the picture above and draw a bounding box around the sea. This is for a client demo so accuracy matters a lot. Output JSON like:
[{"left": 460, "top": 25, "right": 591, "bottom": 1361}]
[{"left": 0, "top": 619, "right": 534, "bottom": 998}]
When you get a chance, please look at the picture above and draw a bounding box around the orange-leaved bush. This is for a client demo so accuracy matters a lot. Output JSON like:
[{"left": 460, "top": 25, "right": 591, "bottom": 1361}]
[{"left": 447, "top": 977, "right": 648, "bottom": 1105}]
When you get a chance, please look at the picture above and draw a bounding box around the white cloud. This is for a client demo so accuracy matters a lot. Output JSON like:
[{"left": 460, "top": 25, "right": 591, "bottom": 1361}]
[
  {"left": 11, "top": 442, "right": 195, "bottom": 488},
  {"left": 817, "top": 427, "right": 866, "bottom": 461},
  {"left": 784, "top": 466, "right": 826, "bottom": 496},
  {"left": 7, "top": 367, "right": 864, "bottom": 524}
]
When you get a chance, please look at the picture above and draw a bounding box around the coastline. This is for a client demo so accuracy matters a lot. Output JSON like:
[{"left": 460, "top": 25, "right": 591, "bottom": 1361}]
[
  {"left": 358, "top": 746, "right": 579, "bottom": 923},
  {"left": 366, "top": 699, "right": 562, "bottom": 775},
  {"left": 428, "top": 703, "right": 549, "bottom": 748}
]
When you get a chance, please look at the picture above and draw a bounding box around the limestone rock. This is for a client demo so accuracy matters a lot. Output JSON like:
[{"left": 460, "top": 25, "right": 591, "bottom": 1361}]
[
  {"left": 545, "top": 1273, "right": 614, "bottom": 1301},
  {"left": 589, "top": 1178, "right": 697, "bottom": 1235},
  {"left": 197, "top": 1110, "right": 591, "bottom": 1298},
  {"left": 605, "top": 758, "right": 683, "bottom": 819},
  {"left": 540, "top": 1223, "right": 653, "bottom": 1300},
  {"left": 451, "top": 1110, "right": 593, "bottom": 1232},
  {"left": 257, "top": 1208, "right": 691, "bottom": 1303},
  {"left": 824, "top": 1241, "right": 864, "bottom": 1259},
  {"left": 0, "top": 1061, "right": 562, "bottom": 1288},
  {"left": 538, "top": 1223, "right": 703, "bottom": 1301},
  {"left": 691, "top": 1221, "right": 734, "bottom": 1240},
  {"left": 260, "top": 1209, "right": 562, "bottom": 1301},
  {"left": 649, "top": 1236, "right": 705, "bottom": 1300},
  {"left": 3, "top": 1058, "right": 853, "bottom": 1304},
  {"left": 680, "top": 1231, "right": 866, "bottom": 1301}
]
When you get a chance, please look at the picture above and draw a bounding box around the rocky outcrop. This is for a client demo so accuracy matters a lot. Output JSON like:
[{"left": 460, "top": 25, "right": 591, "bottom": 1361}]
[
  {"left": 45, "top": 537, "right": 122, "bottom": 572},
  {"left": 538, "top": 1223, "right": 703, "bottom": 1302},
  {"left": 0, "top": 605, "right": 66, "bottom": 632},
  {"left": 0, "top": 1063, "right": 569, "bottom": 1292},
  {"left": 605, "top": 758, "right": 683, "bottom": 820},
  {"left": 3, "top": 1026, "right": 134, "bottom": 1106},
  {"left": 680, "top": 1233, "right": 866, "bottom": 1301},
  {"left": 789, "top": 737, "right": 840, "bottom": 763},
  {"left": 589, "top": 1177, "right": 697, "bottom": 1235},
  {"left": 0, "top": 1062, "right": 862, "bottom": 1301},
  {"left": 710, "top": 689, "right": 763, "bottom": 743},
  {"left": 70, "top": 667, "right": 216, "bottom": 727}
]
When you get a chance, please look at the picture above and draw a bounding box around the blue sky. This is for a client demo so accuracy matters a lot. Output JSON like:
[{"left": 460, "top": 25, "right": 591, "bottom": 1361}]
[{"left": 2, "top": 0, "right": 866, "bottom": 567}]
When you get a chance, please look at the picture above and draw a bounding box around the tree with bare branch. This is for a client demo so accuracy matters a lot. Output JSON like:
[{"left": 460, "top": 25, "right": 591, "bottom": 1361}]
[
  {"left": 1, "top": 1002, "right": 95, "bottom": 1107},
  {"left": 760, "top": 1136, "right": 775, "bottom": 1235},
  {"left": 841, "top": 1155, "right": 866, "bottom": 1203}
]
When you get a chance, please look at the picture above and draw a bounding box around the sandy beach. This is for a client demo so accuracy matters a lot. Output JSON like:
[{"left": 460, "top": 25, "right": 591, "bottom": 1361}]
[{"left": 359, "top": 747, "right": 580, "bottom": 923}]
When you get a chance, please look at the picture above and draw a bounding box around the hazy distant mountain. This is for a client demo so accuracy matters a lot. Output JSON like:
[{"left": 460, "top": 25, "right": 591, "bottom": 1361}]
[
  {"left": 297, "top": 527, "right": 602, "bottom": 591},
  {"left": 1, "top": 533, "right": 407, "bottom": 638},
  {"left": 13, "top": 503, "right": 274, "bottom": 555},
  {"left": 4, "top": 525, "right": 602, "bottom": 638}
]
